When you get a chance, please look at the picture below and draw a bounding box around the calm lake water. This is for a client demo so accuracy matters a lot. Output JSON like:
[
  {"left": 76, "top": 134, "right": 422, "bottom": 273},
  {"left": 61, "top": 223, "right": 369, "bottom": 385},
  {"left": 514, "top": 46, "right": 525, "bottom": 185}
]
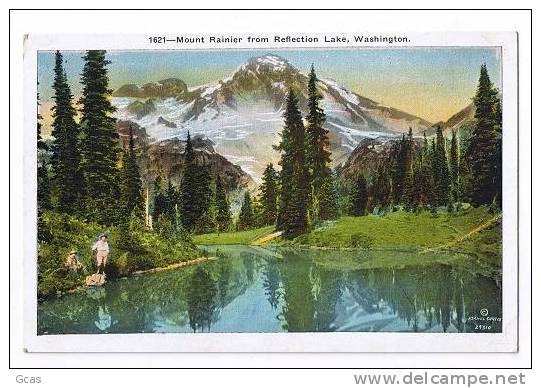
[{"left": 37, "top": 245, "right": 502, "bottom": 334}]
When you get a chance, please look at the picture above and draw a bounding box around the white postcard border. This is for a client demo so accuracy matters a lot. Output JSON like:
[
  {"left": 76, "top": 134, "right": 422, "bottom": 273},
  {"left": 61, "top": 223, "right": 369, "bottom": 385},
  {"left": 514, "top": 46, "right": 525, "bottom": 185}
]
[{"left": 22, "top": 32, "right": 518, "bottom": 353}]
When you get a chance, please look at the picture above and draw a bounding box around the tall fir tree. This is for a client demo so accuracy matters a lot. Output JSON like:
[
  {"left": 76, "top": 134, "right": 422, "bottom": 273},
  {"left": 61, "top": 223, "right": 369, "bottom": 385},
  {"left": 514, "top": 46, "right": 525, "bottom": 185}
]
[
  {"left": 180, "top": 132, "right": 212, "bottom": 231},
  {"left": 37, "top": 91, "right": 51, "bottom": 242},
  {"left": 276, "top": 89, "right": 309, "bottom": 238},
  {"left": 412, "top": 132, "right": 435, "bottom": 209},
  {"left": 318, "top": 173, "right": 340, "bottom": 220},
  {"left": 152, "top": 175, "right": 167, "bottom": 221},
  {"left": 215, "top": 176, "right": 232, "bottom": 231},
  {"left": 466, "top": 63, "right": 502, "bottom": 206},
  {"left": 493, "top": 98, "right": 502, "bottom": 207},
  {"left": 433, "top": 126, "right": 450, "bottom": 206},
  {"left": 79, "top": 50, "right": 120, "bottom": 224},
  {"left": 449, "top": 130, "right": 460, "bottom": 202},
  {"left": 120, "top": 125, "right": 144, "bottom": 220},
  {"left": 180, "top": 131, "right": 198, "bottom": 230},
  {"left": 373, "top": 164, "right": 392, "bottom": 210},
  {"left": 391, "top": 135, "right": 407, "bottom": 204},
  {"left": 50, "top": 51, "right": 84, "bottom": 214},
  {"left": 305, "top": 65, "right": 332, "bottom": 222},
  {"left": 259, "top": 163, "right": 278, "bottom": 226},
  {"left": 402, "top": 127, "right": 415, "bottom": 209},
  {"left": 349, "top": 174, "right": 368, "bottom": 216},
  {"left": 238, "top": 191, "right": 255, "bottom": 230},
  {"left": 165, "top": 179, "right": 176, "bottom": 220}
]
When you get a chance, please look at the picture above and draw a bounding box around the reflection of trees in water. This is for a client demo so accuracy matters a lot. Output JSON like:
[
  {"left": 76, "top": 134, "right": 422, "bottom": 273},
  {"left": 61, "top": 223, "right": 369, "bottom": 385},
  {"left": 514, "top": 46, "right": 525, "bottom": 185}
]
[
  {"left": 38, "top": 247, "right": 502, "bottom": 335},
  {"left": 312, "top": 266, "right": 342, "bottom": 331},
  {"left": 217, "top": 260, "right": 232, "bottom": 308},
  {"left": 279, "top": 250, "right": 315, "bottom": 332},
  {"left": 262, "top": 258, "right": 282, "bottom": 310},
  {"left": 462, "top": 274, "right": 502, "bottom": 333},
  {"left": 241, "top": 251, "right": 256, "bottom": 282},
  {"left": 347, "top": 265, "right": 502, "bottom": 333},
  {"left": 187, "top": 267, "right": 217, "bottom": 332}
]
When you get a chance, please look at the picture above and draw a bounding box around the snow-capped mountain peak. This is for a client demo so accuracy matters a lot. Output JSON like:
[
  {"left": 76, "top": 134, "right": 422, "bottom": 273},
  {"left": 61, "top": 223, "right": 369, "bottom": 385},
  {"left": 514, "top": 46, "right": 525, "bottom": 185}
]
[{"left": 112, "top": 54, "right": 433, "bottom": 181}]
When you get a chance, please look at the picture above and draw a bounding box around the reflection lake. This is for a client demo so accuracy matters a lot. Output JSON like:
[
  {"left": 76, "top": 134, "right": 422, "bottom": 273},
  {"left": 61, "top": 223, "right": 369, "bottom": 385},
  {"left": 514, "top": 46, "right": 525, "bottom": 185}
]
[{"left": 38, "top": 245, "right": 502, "bottom": 334}]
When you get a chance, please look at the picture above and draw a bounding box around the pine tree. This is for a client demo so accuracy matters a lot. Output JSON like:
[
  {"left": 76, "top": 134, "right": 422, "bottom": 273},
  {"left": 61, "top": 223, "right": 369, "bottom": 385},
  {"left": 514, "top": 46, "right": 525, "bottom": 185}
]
[
  {"left": 79, "top": 50, "right": 120, "bottom": 224},
  {"left": 433, "top": 126, "right": 450, "bottom": 206},
  {"left": 391, "top": 135, "right": 406, "bottom": 204},
  {"left": 193, "top": 167, "right": 212, "bottom": 232},
  {"left": 259, "top": 163, "right": 278, "bottom": 225},
  {"left": 305, "top": 65, "right": 332, "bottom": 222},
  {"left": 276, "top": 89, "right": 309, "bottom": 238},
  {"left": 165, "top": 179, "right": 177, "bottom": 219},
  {"left": 349, "top": 174, "right": 368, "bottom": 216},
  {"left": 466, "top": 64, "right": 501, "bottom": 206},
  {"left": 493, "top": 98, "right": 502, "bottom": 207},
  {"left": 449, "top": 130, "right": 460, "bottom": 202},
  {"left": 120, "top": 125, "right": 143, "bottom": 220},
  {"left": 195, "top": 189, "right": 217, "bottom": 234},
  {"left": 180, "top": 132, "right": 198, "bottom": 230},
  {"left": 238, "top": 191, "right": 255, "bottom": 230},
  {"left": 50, "top": 51, "right": 83, "bottom": 214},
  {"left": 318, "top": 173, "right": 340, "bottom": 220},
  {"left": 37, "top": 91, "right": 51, "bottom": 242},
  {"left": 152, "top": 175, "right": 167, "bottom": 221},
  {"left": 373, "top": 164, "right": 392, "bottom": 211},
  {"left": 215, "top": 176, "right": 232, "bottom": 231},
  {"left": 180, "top": 132, "right": 212, "bottom": 231},
  {"left": 402, "top": 127, "right": 415, "bottom": 209},
  {"left": 412, "top": 132, "right": 435, "bottom": 209}
]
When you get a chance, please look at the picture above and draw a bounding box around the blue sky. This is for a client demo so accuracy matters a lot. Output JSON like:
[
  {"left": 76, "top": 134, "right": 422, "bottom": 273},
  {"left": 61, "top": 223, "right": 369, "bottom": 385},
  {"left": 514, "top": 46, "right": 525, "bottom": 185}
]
[{"left": 37, "top": 47, "right": 501, "bottom": 122}]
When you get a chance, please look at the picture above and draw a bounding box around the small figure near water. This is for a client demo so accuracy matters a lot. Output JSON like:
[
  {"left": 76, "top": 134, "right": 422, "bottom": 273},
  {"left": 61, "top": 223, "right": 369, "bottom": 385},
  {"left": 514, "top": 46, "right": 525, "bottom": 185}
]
[
  {"left": 85, "top": 234, "right": 109, "bottom": 287},
  {"left": 92, "top": 234, "right": 109, "bottom": 275},
  {"left": 64, "top": 250, "right": 84, "bottom": 274}
]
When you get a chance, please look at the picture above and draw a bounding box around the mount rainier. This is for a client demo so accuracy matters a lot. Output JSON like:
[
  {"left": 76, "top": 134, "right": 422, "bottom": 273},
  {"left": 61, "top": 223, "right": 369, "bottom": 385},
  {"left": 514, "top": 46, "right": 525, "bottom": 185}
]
[{"left": 112, "top": 54, "right": 433, "bottom": 181}]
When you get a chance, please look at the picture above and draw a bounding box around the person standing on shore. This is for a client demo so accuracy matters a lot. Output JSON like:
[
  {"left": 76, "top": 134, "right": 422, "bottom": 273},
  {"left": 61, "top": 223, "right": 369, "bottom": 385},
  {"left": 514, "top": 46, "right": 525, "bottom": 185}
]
[{"left": 92, "top": 234, "right": 109, "bottom": 274}]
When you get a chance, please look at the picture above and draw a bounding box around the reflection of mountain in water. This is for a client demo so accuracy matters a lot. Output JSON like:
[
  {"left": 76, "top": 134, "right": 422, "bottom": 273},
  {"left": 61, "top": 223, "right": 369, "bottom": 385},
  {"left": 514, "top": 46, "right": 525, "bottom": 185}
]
[{"left": 37, "top": 246, "right": 502, "bottom": 334}]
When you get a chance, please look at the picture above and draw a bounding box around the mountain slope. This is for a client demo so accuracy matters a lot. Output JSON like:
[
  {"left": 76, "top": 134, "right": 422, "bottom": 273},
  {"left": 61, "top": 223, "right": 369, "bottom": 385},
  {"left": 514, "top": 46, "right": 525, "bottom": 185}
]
[
  {"left": 340, "top": 103, "right": 476, "bottom": 181},
  {"left": 112, "top": 54, "right": 433, "bottom": 180},
  {"left": 116, "top": 120, "right": 254, "bottom": 191}
]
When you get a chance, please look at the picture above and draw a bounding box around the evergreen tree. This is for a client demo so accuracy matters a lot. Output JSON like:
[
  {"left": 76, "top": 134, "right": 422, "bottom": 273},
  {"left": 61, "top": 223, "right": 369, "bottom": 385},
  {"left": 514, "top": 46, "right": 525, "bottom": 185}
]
[
  {"left": 305, "top": 65, "right": 332, "bottom": 222},
  {"left": 373, "top": 164, "right": 392, "bottom": 211},
  {"left": 165, "top": 179, "right": 177, "bottom": 219},
  {"left": 276, "top": 90, "right": 309, "bottom": 238},
  {"left": 238, "top": 191, "right": 255, "bottom": 230},
  {"left": 391, "top": 135, "right": 406, "bottom": 204},
  {"left": 194, "top": 166, "right": 212, "bottom": 231},
  {"left": 180, "top": 131, "right": 198, "bottom": 230},
  {"left": 449, "top": 130, "right": 460, "bottom": 202},
  {"left": 466, "top": 64, "right": 501, "bottom": 206},
  {"left": 402, "top": 127, "right": 415, "bottom": 209},
  {"left": 493, "top": 98, "right": 502, "bottom": 207},
  {"left": 180, "top": 132, "right": 212, "bottom": 231},
  {"left": 152, "top": 175, "right": 167, "bottom": 221},
  {"left": 433, "top": 126, "right": 450, "bottom": 206},
  {"left": 412, "top": 132, "right": 435, "bottom": 209},
  {"left": 318, "top": 173, "right": 340, "bottom": 220},
  {"left": 79, "top": 50, "right": 120, "bottom": 224},
  {"left": 50, "top": 51, "right": 83, "bottom": 214},
  {"left": 215, "top": 176, "right": 232, "bottom": 231},
  {"left": 349, "top": 174, "right": 368, "bottom": 216},
  {"left": 195, "top": 189, "right": 217, "bottom": 234},
  {"left": 259, "top": 163, "right": 278, "bottom": 225},
  {"left": 37, "top": 91, "right": 51, "bottom": 242},
  {"left": 120, "top": 125, "right": 143, "bottom": 220}
]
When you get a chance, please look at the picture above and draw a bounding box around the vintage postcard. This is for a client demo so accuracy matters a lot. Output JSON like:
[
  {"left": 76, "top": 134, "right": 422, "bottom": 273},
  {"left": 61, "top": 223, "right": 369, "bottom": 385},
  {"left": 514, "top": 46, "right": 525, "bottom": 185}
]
[{"left": 23, "top": 32, "right": 518, "bottom": 352}]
